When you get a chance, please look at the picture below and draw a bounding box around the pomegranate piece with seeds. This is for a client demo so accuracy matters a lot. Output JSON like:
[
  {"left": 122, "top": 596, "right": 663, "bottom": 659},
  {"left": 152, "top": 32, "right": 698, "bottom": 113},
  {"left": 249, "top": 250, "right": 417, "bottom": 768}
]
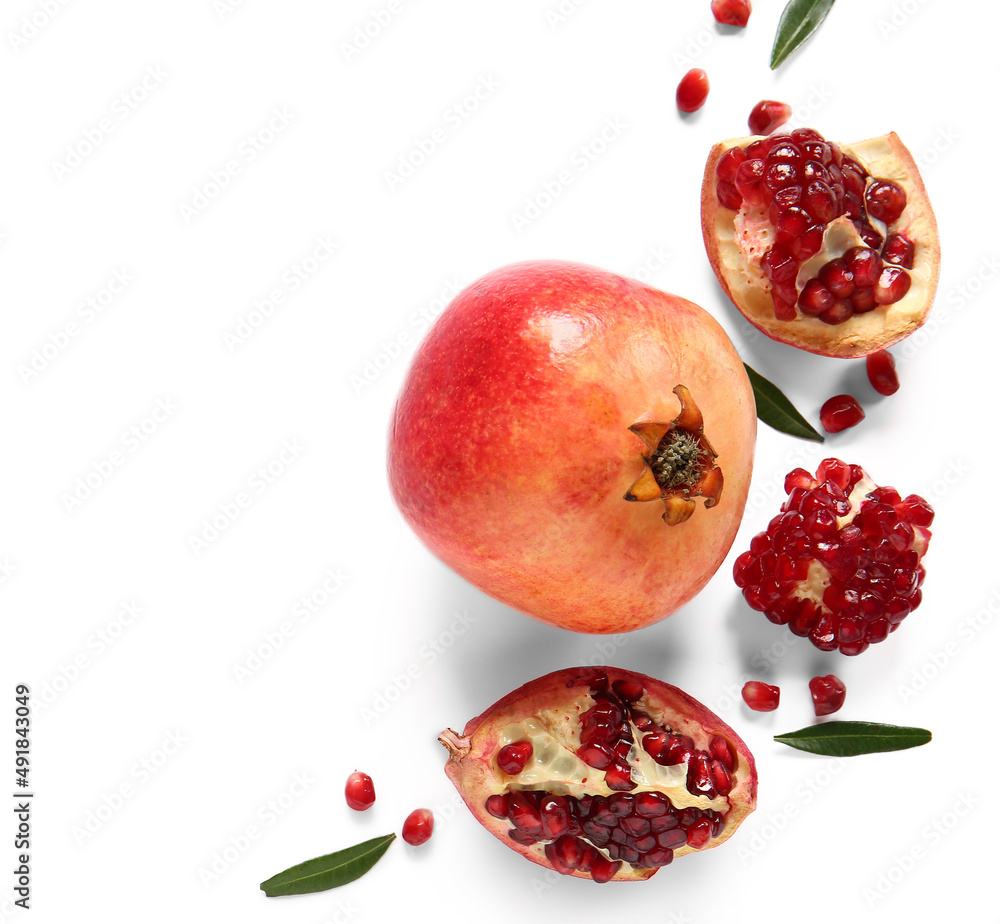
[
  {"left": 344, "top": 771, "right": 376, "bottom": 811},
  {"left": 741, "top": 681, "right": 780, "bottom": 712},
  {"left": 820, "top": 395, "right": 865, "bottom": 433},
  {"left": 748, "top": 100, "right": 791, "bottom": 136},
  {"left": 702, "top": 128, "right": 940, "bottom": 357},
  {"left": 440, "top": 667, "right": 757, "bottom": 882},
  {"left": 866, "top": 350, "right": 900, "bottom": 396},
  {"left": 402, "top": 808, "right": 434, "bottom": 846},
  {"left": 677, "top": 69, "right": 710, "bottom": 113},
  {"left": 733, "top": 458, "right": 934, "bottom": 655},
  {"left": 712, "top": 0, "right": 751, "bottom": 26},
  {"left": 809, "top": 675, "right": 846, "bottom": 716}
]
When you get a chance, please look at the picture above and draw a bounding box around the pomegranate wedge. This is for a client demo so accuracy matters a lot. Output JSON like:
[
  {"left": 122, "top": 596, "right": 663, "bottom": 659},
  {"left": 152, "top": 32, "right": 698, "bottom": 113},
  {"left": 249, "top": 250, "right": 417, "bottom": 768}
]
[{"left": 440, "top": 667, "right": 757, "bottom": 882}]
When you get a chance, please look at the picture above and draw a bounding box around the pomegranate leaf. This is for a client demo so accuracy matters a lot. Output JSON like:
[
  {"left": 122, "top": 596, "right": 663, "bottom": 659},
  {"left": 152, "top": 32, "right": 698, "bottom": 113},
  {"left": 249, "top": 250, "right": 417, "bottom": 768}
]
[
  {"left": 743, "top": 364, "right": 824, "bottom": 442},
  {"left": 770, "top": 0, "right": 836, "bottom": 69},
  {"left": 775, "top": 721, "right": 932, "bottom": 756},
  {"left": 260, "top": 833, "right": 395, "bottom": 896}
]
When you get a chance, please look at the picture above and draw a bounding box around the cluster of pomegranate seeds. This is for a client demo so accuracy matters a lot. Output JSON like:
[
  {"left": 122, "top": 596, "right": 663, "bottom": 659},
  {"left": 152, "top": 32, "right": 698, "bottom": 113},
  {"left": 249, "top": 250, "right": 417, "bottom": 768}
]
[
  {"left": 711, "top": 0, "right": 752, "bottom": 26},
  {"left": 866, "top": 350, "right": 900, "bottom": 395},
  {"left": 676, "top": 68, "right": 710, "bottom": 113},
  {"left": 487, "top": 789, "right": 726, "bottom": 879},
  {"left": 741, "top": 681, "right": 780, "bottom": 712},
  {"left": 715, "top": 128, "right": 916, "bottom": 323},
  {"left": 733, "top": 458, "right": 933, "bottom": 655},
  {"left": 820, "top": 395, "right": 865, "bottom": 433},
  {"left": 748, "top": 100, "right": 791, "bottom": 136},
  {"left": 487, "top": 672, "right": 737, "bottom": 881},
  {"left": 809, "top": 675, "right": 846, "bottom": 716}
]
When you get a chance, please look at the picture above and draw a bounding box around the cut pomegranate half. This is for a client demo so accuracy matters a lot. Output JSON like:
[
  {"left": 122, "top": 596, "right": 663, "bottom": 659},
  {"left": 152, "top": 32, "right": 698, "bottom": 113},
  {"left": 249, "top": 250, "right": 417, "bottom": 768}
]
[
  {"left": 440, "top": 667, "right": 757, "bottom": 882},
  {"left": 702, "top": 129, "right": 940, "bottom": 357},
  {"left": 733, "top": 458, "right": 933, "bottom": 655}
]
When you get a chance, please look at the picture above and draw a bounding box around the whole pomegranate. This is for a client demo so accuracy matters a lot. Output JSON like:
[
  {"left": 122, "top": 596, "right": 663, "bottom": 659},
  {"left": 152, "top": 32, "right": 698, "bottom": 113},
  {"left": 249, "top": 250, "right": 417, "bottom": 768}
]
[
  {"left": 440, "top": 666, "right": 757, "bottom": 882},
  {"left": 702, "top": 128, "right": 939, "bottom": 357},
  {"left": 734, "top": 458, "right": 933, "bottom": 655},
  {"left": 388, "top": 261, "right": 756, "bottom": 634}
]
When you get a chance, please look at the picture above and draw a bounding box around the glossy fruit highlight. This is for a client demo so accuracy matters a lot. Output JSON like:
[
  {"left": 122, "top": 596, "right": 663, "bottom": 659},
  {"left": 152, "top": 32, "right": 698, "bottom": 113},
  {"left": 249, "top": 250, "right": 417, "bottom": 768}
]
[
  {"left": 388, "top": 261, "right": 756, "bottom": 634},
  {"left": 440, "top": 667, "right": 757, "bottom": 882}
]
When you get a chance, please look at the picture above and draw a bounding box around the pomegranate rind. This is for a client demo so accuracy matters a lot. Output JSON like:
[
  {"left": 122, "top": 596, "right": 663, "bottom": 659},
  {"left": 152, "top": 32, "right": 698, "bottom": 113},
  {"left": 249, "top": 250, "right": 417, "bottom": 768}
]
[
  {"left": 701, "top": 132, "right": 940, "bottom": 358},
  {"left": 440, "top": 667, "right": 758, "bottom": 882}
]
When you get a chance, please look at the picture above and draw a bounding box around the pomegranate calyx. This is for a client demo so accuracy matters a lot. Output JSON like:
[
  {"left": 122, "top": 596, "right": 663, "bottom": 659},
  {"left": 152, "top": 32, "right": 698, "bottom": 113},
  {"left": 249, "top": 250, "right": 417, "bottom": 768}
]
[
  {"left": 438, "top": 728, "right": 471, "bottom": 760},
  {"left": 625, "top": 385, "right": 724, "bottom": 525}
]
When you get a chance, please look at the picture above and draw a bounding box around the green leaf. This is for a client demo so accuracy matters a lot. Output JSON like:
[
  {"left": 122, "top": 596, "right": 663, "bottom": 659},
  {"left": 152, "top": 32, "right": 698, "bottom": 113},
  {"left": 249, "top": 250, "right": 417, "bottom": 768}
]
[
  {"left": 744, "top": 363, "right": 823, "bottom": 442},
  {"left": 775, "top": 721, "right": 932, "bottom": 757},
  {"left": 260, "top": 833, "right": 396, "bottom": 896},
  {"left": 770, "top": 0, "right": 836, "bottom": 69}
]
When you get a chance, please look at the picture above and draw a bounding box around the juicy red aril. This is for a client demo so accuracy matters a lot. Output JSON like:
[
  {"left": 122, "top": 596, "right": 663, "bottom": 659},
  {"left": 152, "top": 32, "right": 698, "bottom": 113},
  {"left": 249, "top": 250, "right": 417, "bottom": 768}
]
[
  {"left": 716, "top": 146, "right": 747, "bottom": 183},
  {"left": 798, "top": 278, "right": 834, "bottom": 316},
  {"left": 748, "top": 99, "right": 791, "bottom": 136},
  {"left": 819, "top": 259, "right": 854, "bottom": 298},
  {"left": 402, "top": 808, "right": 434, "bottom": 846},
  {"left": 874, "top": 266, "right": 912, "bottom": 305},
  {"left": 497, "top": 740, "right": 533, "bottom": 775},
  {"left": 733, "top": 459, "right": 934, "bottom": 654},
  {"left": 712, "top": 0, "right": 751, "bottom": 27},
  {"left": 865, "top": 180, "right": 907, "bottom": 224},
  {"left": 843, "top": 247, "right": 882, "bottom": 288},
  {"left": 741, "top": 681, "right": 779, "bottom": 712},
  {"left": 344, "top": 771, "right": 376, "bottom": 811},
  {"left": 866, "top": 350, "right": 900, "bottom": 396},
  {"left": 883, "top": 233, "right": 915, "bottom": 268},
  {"left": 820, "top": 395, "right": 865, "bottom": 433},
  {"left": 717, "top": 181, "right": 743, "bottom": 210},
  {"left": 677, "top": 69, "right": 709, "bottom": 113},
  {"left": 735, "top": 158, "right": 767, "bottom": 206},
  {"left": 809, "top": 675, "right": 846, "bottom": 716}
]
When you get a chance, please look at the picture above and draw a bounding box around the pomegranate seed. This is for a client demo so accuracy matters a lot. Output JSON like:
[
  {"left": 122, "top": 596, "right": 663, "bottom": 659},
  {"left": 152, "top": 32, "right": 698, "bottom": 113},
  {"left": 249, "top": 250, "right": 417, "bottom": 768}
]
[
  {"left": 841, "top": 158, "right": 867, "bottom": 196},
  {"left": 850, "top": 287, "right": 877, "bottom": 313},
  {"left": 873, "top": 266, "right": 912, "bottom": 305},
  {"left": 882, "top": 233, "right": 915, "bottom": 268},
  {"left": 711, "top": 0, "right": 751, "bottom": 27},
  {"left": 539, "top": 795, "right": 571, "bottom": 839},
  {"left": 818, "top": 259, "right": 854, "bottom": 298},
  {"left": 344, "top": 771, "right": 376, "bottom": 811},
  {"left": 865, "top": 180, "right": 907, "bottom": 224},
  {"left": 797, "top": 278, "right": 834, "bottom": 316},
  {"left": 742, "top": 681, "right": 780, "bottom": 712},
  {"left": 716, "top": 146, "right": 747, "bottom": 183},
  {"left": 716, "top": 180, "right": 743, "bottom": 210},
  {"left": 843, "top": 246, "right": 882, "bottom": 288},
  {"left": 402, "top": 808, "right": 434, "bottom": 846},
  {"left": 866, "top": 350, "right": 900, "bottom": 396},
  {"left": 809, "top": 675, "right": 847, "bottom": 716},
  {"left": 735, "top": 158, "right": 767, "bottom": 206},
  {"left": 686, "top": 818, "right": 713, "bottom": 848},
  {"left": 507, "top": 790, "right": 543, "bottom": 835},
  {"left": 497, "top": 740, "right": 533, "bottom": 775},
  {"left": 709, "top": 735, "right": 737, "bottom": 772},
  {"left": 590, "top": 856, "right": 623, "bottom": 883},
  {"left": 748, "top": 99, "right": 791, "bottom": 135},
  {"left": 676, "top": 69, "right": 709, "bottom": 113},
  {"left": 611, "top": 678, "right": 645, "bottom": 702},
  {"left": 486, "top": 793, "right": 509, "bottom": 818},
  {"left": 820, "top": 395, "right": 865, "bottom": 433},
  {"left": 818, "top": 300, "right": 854, "bottom": 325},
  {"left": 802, "top": 180, "right": 837, "bottom": 223},
  {"left": 856, "top": 220, "right": 884, "bottom": 251}
]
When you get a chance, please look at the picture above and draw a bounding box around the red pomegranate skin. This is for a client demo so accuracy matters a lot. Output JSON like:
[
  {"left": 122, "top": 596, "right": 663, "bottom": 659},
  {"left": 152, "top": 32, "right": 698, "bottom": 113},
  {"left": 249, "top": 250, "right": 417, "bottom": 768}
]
[{"left": 388, "top": 261, "right": 756, "bottom": 634}]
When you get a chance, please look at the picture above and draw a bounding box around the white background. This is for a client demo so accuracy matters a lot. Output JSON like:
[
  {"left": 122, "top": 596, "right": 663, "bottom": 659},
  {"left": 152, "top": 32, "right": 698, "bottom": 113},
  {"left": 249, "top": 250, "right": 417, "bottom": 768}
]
[{"left": 3, "top": 1, "right": 997, "bottom": 921}]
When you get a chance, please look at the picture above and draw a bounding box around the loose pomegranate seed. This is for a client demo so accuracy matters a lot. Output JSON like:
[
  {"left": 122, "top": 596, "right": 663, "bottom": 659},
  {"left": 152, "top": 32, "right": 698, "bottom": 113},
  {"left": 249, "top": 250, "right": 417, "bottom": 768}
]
[
  {"left": 402, "top": 808, "right": 434, "bottom": 846},
  {"left": 809, "top": 675, "right": 846, "bottom": 716},
  {"left": 344, "top": 771, "right": 376, "bottom": 811},
  {"left": 820, "top": 395, "right": 865, "bottom": 433},
  {"left": 748, "top": 99, "right": 791, "bottom": 136},
  {"left": 873, "top": 266, "right": 912, "bottom": 305},
  {"left": 497, "top": 740, "right": 534, "bottom": 775},
  {"left": 676, "top": 69, "right": 709, "bottom": 113},
  {"left": 734, "top": 459, "right": 934, "bottom": 654},
  {"left": 711, "top": 0, "right": 751, "bottom": 27},
  {"left": 882, "top": 233, "right": 915, "bottom": 268},
  {"left": 866, "top": 350, "right": 900, "bottom": 396},
  {"left": 865, "top": 180, "right": 907, "bottom": 224},
  {"left": 741, "top": 681, "right": 780, "bottom": 712}
]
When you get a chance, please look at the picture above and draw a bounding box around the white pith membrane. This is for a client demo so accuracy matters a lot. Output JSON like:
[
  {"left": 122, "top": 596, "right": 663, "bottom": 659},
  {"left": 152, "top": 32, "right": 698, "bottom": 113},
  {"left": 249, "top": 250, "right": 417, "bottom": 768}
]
[
  {"left": 703, "top": 132, "right": 940, "bottom": 357},
  {"left": 483, "top": 690, "right": 749, "bottom": 875}
]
